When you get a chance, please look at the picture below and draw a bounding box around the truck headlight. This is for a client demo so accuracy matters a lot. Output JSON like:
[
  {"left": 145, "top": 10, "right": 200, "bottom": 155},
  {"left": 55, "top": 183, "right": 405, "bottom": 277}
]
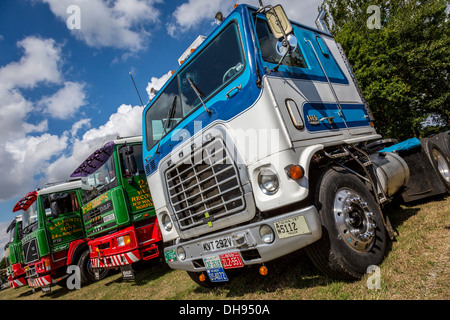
[
  {"left": 177, "top": 246, "right": 186, "bottom": 261},
  {"left": 162, "top": 213, "right": 173, "bottom": 232},
  {"left": 258, "top": 168, "right": 279, "bottom": 195},
  {"left": 117, "top": 234, "right": 131, "bottom": 247},
  {"left": 259, "top": 225, "right": 275, "bottom": 243}
]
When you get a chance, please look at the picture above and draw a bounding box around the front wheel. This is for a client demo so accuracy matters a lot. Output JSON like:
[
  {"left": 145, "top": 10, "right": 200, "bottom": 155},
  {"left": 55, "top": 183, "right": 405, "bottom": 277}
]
[
  {"left": 305, "top": 167, "right": 388, "bottom": 280},
  {"left": 77, "top": 249, "right": 110, "bottom": 285}
]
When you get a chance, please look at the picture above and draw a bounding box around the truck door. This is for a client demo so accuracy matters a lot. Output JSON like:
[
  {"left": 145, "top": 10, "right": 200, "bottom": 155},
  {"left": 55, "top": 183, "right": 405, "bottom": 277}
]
[
  {"left": 44, "top": 192, "right": 84, "bottom": 251},
  {"left": 118, "top": 144, "right": 155, "bottom": 222},
  {"left": 253, "top": 15, "right": 373, "bottom": 145}
]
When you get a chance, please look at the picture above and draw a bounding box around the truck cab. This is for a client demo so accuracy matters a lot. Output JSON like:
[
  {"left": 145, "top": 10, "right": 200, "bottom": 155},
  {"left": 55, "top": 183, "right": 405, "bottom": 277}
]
[
  {"left": 18, "top": 180, "right": 106, "bottom": 293},
  {"left": 4, "top": 215, "right": 26, "bottom": 288},
  {"left": 70, "top": 136, "right": 162, "bottom": 280}
]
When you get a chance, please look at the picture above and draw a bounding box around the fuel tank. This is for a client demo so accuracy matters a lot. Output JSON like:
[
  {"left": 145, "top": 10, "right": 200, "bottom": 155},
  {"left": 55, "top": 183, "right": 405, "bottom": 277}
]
[{"left": 369, "top": 152, "right": 410, "bottom": 197}]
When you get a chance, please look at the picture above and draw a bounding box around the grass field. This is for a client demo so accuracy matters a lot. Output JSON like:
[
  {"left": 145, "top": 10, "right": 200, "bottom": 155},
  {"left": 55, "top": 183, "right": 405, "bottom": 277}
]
[{"left": 1, "top": 196, "right": 448, "bottom": 301}]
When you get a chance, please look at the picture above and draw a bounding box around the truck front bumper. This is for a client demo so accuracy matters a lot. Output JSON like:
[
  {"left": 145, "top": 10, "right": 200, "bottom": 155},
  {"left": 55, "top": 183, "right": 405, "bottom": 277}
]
[
  {"left": 164, "top": 205, "right": 321, "bottom": 272},
  {"left": 27, "top": 274, "right": 52, "bottom": 288}
]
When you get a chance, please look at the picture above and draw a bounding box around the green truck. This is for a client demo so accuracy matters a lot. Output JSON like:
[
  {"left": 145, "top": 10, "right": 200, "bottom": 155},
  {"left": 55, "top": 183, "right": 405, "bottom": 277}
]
[
  {"left": 70, "top": 136, "right": 162, "bottom": 280},
  {"left": 4, "top": 215, "right": 26, "bottom": 288},
  {"left": 18, "top": 179, "right": 108, "bottom": 293}
]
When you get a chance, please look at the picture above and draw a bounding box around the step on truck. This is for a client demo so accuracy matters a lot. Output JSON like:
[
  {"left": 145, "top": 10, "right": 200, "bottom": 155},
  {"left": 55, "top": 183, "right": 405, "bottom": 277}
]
[
  {"left": 141, "top": 2, "right": 449, "bottom": 286},
  {"left": 70, "top": 136, "right": 163, "bottom": 280},
  {"left": 4, "top": 215, "right": 26, "bottom": 288},
  {"left": 17, "top": 180, "right": 109, "bottom": 293}
]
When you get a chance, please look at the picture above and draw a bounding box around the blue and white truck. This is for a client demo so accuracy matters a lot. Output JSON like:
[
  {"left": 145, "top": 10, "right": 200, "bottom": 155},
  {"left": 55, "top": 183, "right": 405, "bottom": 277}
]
[{"left": 141, "top": 2, "right": 449, "bottom": 286}]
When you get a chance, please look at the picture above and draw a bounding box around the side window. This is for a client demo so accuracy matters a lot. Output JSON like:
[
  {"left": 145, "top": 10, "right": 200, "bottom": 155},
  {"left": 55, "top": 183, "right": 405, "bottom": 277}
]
[
  {"left": 119, "top": 144, "right": 145, "bottom": 178},
  {"left": 179, "top": 22, "right": 245, "bottom": 111},
  {"left": 255, "top": 18, "right": 307, "bottom": 69},
  {"left": 44, "top": 192, "right": 80, "bottom": 218},
  {"left": 145, "top": 79, "right": 181, "bottom": 150}
]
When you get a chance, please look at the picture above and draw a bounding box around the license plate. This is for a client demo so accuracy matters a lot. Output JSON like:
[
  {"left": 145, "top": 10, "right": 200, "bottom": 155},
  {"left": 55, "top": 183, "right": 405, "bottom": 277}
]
[
  {"left": 274, "top": 215, "right": 310, "bottom": 239},
  {"left": 220, "top": 252, "right": 243, "bottom": 269},
  {"left": 202, "top": 236, "right": 233, "bottom": 252},
  {"left": 103, "top": 213, "right": 115, "bottom": 223},
  {"left": 164, "top": 249, "right": 177, "bottom": 263},
  {"left": 203, "top": 256, "right": 228, "bottom": 282}
]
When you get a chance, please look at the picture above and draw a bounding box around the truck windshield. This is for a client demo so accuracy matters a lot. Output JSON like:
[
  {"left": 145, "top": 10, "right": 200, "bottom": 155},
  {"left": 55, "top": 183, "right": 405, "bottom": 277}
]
[
  {"left": 22, "top": 202, "right": 38, "bottom": 235},
  {"left": 145, "top": 21, "right": 244, "bottom": 150},
  {"left": 81, "top": 153, "right": 117, "bottom": 205}
]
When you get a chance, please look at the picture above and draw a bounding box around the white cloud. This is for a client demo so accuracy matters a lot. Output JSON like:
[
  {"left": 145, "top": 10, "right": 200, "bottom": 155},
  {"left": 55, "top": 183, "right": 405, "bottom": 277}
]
[
  {"left": 70, "top": 118, "right": 91, "bottom": 138},
  {"left": 0, "top": 37, "right": 62, "bottom": 91},
  {"left": 39, "top": 81, "right": 87, "bottom": 119},
  {"left": 44, "top": 104, "right": 143, "bottom": 183},
  {"left": 146, "top": 71, "right": 173, "bottom": 100},
  {"left": 167, "top": 0, "right": 322, "bottom": 37},
  {"left": 41, "top": 0, "right": 162, "bottom": 52},
  {"left": 0, "top": 221, "right": 10, "bottom": 259},
  {"left": 0, "top": 36, "right": 88, "bottom": 201},
  {"left": 0, "top": 134, "right": 68, "bottom": 201}
]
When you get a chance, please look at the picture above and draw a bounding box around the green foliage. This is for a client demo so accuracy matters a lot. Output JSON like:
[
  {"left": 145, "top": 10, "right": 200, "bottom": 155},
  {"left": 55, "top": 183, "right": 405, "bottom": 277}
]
[{"left": 321, "top": 0, "right": 449, "bottom": 139}]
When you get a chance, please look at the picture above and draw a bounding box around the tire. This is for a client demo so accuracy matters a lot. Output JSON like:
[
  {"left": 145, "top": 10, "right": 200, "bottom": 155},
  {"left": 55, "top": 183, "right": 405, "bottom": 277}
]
[
  {"left": 77, "top": 249, "right": 110, "bottom": 285},
  {"left": 305, "top": 167, "right": 388, "bottom": 280},
  {"left": 425, "top": 139, "right": 450, "bottom": 192},
  {"left": 431, "top": 132, "right": 450, "bottom": 159}
]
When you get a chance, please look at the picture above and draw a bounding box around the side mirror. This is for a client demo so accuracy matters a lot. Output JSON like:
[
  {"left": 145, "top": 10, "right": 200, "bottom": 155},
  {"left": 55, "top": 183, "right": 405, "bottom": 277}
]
[
  {"left": 125, "top": 146, "right": 138, "bottom": 175},
  {"left": 50, "top": 201, "right": 60, "bottom": 219},
  {"left": 265, "top": 5, "right": 292, "bottom": 40}
]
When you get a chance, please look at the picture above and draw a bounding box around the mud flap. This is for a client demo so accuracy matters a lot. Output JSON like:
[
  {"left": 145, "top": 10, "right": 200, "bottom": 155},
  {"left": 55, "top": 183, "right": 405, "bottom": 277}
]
[
  {"left": 120, "top": 265, "right": 135, "bottom": 280},
  {"left": 41, "top": 285, "right": 51, "bottom": 294}
]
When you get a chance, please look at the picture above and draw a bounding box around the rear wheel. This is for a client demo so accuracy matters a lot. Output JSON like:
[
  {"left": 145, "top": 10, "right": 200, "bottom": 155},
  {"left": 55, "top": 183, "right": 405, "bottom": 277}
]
[
  {"left": 305, "top": 167, "right": 388, "bottom": 280},
  {"left": 425, "top": 140, "right": 450, "bottom": 192}
]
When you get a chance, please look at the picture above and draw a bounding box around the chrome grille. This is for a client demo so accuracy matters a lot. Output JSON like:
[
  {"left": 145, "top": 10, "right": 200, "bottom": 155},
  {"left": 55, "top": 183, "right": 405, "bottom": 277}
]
[{"left": 166, "top": 137, "right": 245, "bottom": 231}]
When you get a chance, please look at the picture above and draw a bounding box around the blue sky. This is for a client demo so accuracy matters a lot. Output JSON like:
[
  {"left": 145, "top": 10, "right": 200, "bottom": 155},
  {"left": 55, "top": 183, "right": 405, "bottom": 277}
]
[{"left": 0, "top": 0, "right": 322, "bottom": 255}]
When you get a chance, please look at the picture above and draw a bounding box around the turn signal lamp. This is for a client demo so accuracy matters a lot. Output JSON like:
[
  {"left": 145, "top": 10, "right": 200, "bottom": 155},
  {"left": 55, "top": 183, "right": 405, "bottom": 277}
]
[
  {"left": 199, "top": 273, "right": 206, "bottom": 282},
  {"left": 117, "top": 234, "right": 131, "bottom": 247},
  {"left": 44, "top": 258, "right": 52, "bottom": 271},
  {"left": 259, "top": 265, "right": 268, "bottom": 276},
  {"left": 288, "top": 165, "right": 304, "bottom": 180}
]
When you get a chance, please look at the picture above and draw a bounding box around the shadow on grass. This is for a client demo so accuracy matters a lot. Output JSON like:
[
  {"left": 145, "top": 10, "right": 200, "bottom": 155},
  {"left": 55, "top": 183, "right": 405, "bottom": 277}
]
[
  {"left": 101, "top": 259, "right": 174, "bottom": 287},
  {"left": 191, "top": 249, "right": 330, "bottom": 298},
  {"left": 386, "top": 194, "right": 447, "bottom": 232}
]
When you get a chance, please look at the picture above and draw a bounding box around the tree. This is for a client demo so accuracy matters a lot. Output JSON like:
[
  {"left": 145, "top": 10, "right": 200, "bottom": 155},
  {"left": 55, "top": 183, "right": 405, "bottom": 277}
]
[{"left": 320, "top": 0, "right": 449, "bottom": 140}]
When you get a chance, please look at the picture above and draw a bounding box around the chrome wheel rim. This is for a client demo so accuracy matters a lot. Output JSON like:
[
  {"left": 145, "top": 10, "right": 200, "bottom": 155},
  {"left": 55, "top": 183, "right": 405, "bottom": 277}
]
[
  {"left": 333, "top": 188, "right": 376, "bottom": 252},
  {"left": 432, "top": 149, "right": 450, "bottom": 183}
]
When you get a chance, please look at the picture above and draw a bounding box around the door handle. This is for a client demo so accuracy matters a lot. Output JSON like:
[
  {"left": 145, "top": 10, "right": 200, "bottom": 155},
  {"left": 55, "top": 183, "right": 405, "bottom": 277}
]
[
  {"left": 320, "top": 116, "right": 335, "bottom": 124},
  {"left": 226, "top": 84, "right": 242, "bottom": 99}
]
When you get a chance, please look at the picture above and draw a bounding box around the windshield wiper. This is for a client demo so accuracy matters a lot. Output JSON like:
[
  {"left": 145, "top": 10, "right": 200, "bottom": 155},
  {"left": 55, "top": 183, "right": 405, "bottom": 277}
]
[
  {"left": 22, "top": 221, "right": 37, "bottom": 235},
  {"left": 155, "top": 95, "right": 178, "bottom": 155},
  {"left": 187, "top": 77, "right": 212, "bottom": 115}
]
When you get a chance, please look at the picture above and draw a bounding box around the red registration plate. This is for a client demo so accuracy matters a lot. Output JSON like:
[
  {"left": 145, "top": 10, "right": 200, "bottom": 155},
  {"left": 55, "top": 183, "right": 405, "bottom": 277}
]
[{"left": 220, "top": 252, "right": 244, "bottom": 269}]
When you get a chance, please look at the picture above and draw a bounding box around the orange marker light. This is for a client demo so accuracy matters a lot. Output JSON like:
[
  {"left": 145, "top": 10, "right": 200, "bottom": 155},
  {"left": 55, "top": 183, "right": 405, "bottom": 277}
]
[
  {"left": 199, "top": 273, "right": 206, "bottom": 282},
  {"left": 259, "top": 265, "right": 268, "bottom": 276},
  {"left": 289, "top": 165, "right": 304, "bottom": 180}
]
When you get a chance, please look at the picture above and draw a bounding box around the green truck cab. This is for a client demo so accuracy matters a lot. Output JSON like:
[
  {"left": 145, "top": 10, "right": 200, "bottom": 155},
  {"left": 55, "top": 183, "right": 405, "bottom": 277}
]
[
  {"left": 70, "top": 136, "right": 162, "bottom": 280},
  {"left": 4, "top": 215, "right": 26, "bottom": 288},
  {"left": 18, "top": 180, "right": 108, "bottom": 293}
]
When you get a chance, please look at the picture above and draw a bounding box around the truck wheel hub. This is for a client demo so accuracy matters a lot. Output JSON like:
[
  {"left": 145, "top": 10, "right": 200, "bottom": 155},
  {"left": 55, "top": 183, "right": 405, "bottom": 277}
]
[{"left": 334, "top": 188, "right": 376, "bottom": 252}]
